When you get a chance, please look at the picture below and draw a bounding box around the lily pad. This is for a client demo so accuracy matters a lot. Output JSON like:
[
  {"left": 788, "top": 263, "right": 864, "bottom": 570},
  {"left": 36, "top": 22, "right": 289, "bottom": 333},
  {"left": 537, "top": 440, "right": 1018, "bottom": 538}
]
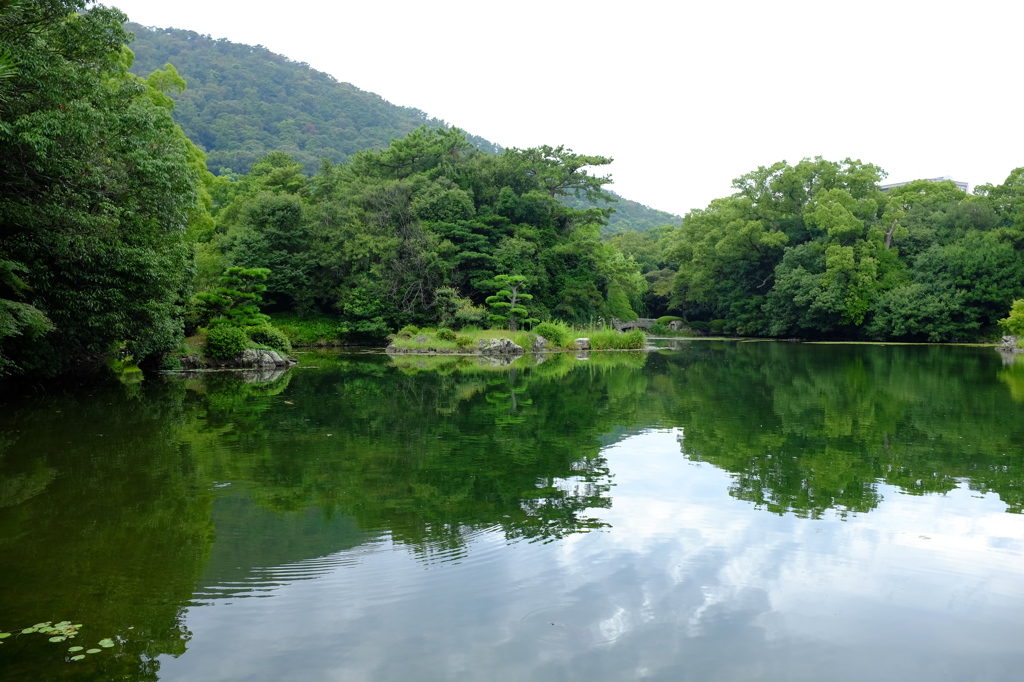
[
  {"left": 32, "top": 622, "right": 50, "bottom": 628},
  {"left": 70, "top": 655, "right": 85, "bottom": 661},
  {"left": 22, "top": 628, "right": 37, "bottom": 634},
  {"left": 86, "top": 648, "right": 101, "bottom": 654},
  {"left": 49, "top": 636, "right": 67, "bottom": 642},
  {"left": 68, "top": 646, "right": 84, "bottom": 652},
  {"left": 98, "top": 638, "right": 115, "bottom": 648},
  {"left": 0, "top": 633, "right": 11, "bottom": 639}
]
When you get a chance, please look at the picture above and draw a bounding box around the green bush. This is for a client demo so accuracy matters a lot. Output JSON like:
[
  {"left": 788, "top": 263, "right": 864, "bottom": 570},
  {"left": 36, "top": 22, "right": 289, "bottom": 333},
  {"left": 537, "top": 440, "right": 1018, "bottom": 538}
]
[
  {"left": 657, "top": 315, "right": 684, "bottom": 326},
  {"left": 247, "top": 324, "right": 292, "bottom": 354},
  {"left": 455, "top": 334, "right": 476, "bottom": 350},
  {"left": 689, "top": 321, "right": 711, "bottom": 333},
  {"left": 437, "top": 328, "right": 457, "bottom": 342},
  {"left": 204, "top": 325, "right": 249, "bottom": 360},
  {"left": 588, "top": 329, "right": 646, "bottom": 350},
  {"left": 533, "top": 320, "right": 573, "bottom": 346},
  {"left": 1000, "top": 300, "right": 1024, "bottom": 336},
  {"left": 648, "top": 322, "right": 670, "bottom": 335},
  {"left": 460, "top": 324, "right": 482, "bottom": 333},
  {"left": 710, "top": 319, "right": 727, "bottom": 334}
]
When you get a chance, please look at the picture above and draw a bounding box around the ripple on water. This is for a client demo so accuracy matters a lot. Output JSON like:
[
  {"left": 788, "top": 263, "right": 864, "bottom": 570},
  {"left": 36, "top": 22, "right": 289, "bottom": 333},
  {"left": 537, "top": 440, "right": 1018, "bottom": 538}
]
[{"left": 519, "top": 603, "right": 633, "bottom": 647}]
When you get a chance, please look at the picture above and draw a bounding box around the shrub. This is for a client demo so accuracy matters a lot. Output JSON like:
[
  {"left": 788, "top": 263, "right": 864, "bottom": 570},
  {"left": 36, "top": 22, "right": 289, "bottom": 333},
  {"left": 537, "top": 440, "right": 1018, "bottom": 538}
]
[
  {"left": 437, "top": 328, "right": 457, "bottom": 342},
  {"left": 533, "top": 320, "right": 573, "bottom": 346},
  {"left": 460, "top": 324, "right": 482, "bottom": 333},
  {"left": 621, "top": 329, "right": 647, "bottom": 349},
  {"left": 247, "top": 324, "right": 292, "bottom": 354},
  {"left": 588, "top": 329, "right": 646, "bottom": 350},
  {"left": 711, "top": 319, "right": 727, "bottom": 334},
  {"left": 204, "top": 325, "right": 249, "bottom": 360},
  {"left": 1000, "top": 300, "right": 1024, "bottom": 336},
  {"left": 455, "top": 305, "right": 487, "bottom": 328},
  {"left": 455, "top": 334, "right": 476, "bottom": 350},
  {"left": 689, "top": 321, "right": 711, "bottom": 333},
  {"left": 398, "top": 324, "right": 419, "bottom": 339},
  {"left": 648, "top": 322, "right": 670, "bottom": 335},
  {"left": 657, "top": 315, "right": 684, "bottom": 326}
]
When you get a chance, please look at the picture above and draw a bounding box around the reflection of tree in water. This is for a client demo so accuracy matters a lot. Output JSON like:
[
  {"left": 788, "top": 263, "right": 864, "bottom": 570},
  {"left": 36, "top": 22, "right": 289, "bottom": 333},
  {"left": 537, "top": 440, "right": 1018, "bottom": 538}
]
[
  {"left": 668, "top": 343, "right": 1024, "bottom": 516},
  {"left": 183, "top": 354, "right": 649, "bottom": 557},
  {"left": 998, "top": 354, "right": 1024, "bottom": 403},
  {"left": 0, "top": 380, "right": 215, "bottom": 682}
]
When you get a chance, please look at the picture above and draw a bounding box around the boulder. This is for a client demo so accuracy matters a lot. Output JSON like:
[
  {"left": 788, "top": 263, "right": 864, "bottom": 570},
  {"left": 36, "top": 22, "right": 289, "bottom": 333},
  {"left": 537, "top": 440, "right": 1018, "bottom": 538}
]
[
  {"left": 477, "top": 338, "right": 524, "bottom": 355},
  {"left": 574, "top": 337, "right": 591, "bottom": 350},
  {"left": 532, "top": 335, "right": 548, "bottom": 352}
]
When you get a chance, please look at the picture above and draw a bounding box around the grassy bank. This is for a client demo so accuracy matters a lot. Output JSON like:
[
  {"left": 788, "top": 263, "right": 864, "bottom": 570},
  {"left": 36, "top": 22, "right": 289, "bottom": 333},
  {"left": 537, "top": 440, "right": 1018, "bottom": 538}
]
[{"left": 389, "top": 324, "right": 647, "bottom": 352}]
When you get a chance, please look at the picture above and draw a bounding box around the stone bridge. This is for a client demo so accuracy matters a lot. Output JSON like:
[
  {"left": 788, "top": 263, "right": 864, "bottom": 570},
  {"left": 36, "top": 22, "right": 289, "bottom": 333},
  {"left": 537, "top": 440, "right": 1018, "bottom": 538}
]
[{"left": 610, "top": 317, "right": 658, "bottom": 332}]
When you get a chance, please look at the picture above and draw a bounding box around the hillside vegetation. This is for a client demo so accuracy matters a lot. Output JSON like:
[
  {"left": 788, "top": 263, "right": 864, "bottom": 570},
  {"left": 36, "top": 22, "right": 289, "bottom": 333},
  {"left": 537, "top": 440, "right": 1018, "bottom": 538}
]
[
  {"left": 4, "top": 3, "right": 1024, "bottom": 381},
  {"left": 126, "top": 24, "right": 501, "bottom": 175}
]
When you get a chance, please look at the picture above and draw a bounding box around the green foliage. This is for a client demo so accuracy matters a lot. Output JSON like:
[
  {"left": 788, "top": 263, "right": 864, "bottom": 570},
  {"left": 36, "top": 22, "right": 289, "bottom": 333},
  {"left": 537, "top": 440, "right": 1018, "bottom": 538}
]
[
  {"left": 533, "top": 320, "right": 573, "bottom": 347},
  {"left": 587, "top": 329, "right": 647, "bottom": 350},
  {"left": 661, "top": 158, "right": 1024, "bottom": 340},
  {"left": 269, "top": 313, "right": 345, "bottom": 346},
  {"left": 126, "top": 25, "right": 501, "bottom": 176},
  {"left": 485, "top": 275, "right": 537, "bottom": 332},
  {"left": 0, "top": 1, "right": 204, "bottom": 376},
  {"left": 197, "top": 267, "right": 272, "bottom": 327},
  {"left": 203, "top": 325, "right": 249, "bottom": 360},
  {"left": 1000, "top": 300, "right": 1024, "bottom": 337},
  {"left": 563, "top": 191, "right": 681, "bottom": 237},
  {"left": 246, "top": 324, "right": 292, "bottom": 354},
  {"left": 436, "top": 328, "right": 457, "bottom": 342},
  {"left": 657, "top": 316, "right": 684, "bottom": 325}
]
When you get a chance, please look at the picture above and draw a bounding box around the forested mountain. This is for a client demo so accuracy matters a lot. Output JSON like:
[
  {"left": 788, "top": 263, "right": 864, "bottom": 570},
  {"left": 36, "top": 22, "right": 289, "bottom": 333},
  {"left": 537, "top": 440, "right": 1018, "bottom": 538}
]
[
  {"left": 126, "top": 24, "right": 501, "bottom": 176},
  {"left": 563, "top": 192, "right": 681, "bottom": 236},
  {"left": 125, "top": 24, "right": 680, "bottom": 236}
]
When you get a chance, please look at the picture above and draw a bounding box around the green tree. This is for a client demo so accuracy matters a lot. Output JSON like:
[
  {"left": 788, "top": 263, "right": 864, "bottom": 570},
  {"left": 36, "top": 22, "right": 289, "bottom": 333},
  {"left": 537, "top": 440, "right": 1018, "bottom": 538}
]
[
  {"left": 0, "top": 1, "right": 203, "bottom": 375},
  {"left": 999, "top": 300, "right": 1024, "bottom": 337},
  {"left": 197, "top": 267, "right": 272, "bottom": 327},
  {"left": 486, "top": 275, "right": 536, "bottom": 331}
]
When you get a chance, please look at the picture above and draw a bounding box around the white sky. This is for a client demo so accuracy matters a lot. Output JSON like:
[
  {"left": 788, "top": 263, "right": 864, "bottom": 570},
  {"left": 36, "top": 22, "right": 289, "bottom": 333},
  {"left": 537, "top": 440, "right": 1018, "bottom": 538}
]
[{"left": 109, "top": 0, "right": 1023, "bottom": 217}]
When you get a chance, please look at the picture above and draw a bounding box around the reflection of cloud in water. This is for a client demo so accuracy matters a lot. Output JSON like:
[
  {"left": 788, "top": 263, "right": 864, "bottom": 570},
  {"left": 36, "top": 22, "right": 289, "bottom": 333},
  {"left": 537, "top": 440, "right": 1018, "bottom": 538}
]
[{"left": 160, "top": 430, "right": 1024, "bottom": 682}]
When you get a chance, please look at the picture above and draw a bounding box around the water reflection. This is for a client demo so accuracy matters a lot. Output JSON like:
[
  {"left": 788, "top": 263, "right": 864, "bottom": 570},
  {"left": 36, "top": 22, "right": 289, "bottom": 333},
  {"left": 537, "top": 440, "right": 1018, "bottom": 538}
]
[{"left": 3, "top": 343, "right": 1024, "bottom": 681}]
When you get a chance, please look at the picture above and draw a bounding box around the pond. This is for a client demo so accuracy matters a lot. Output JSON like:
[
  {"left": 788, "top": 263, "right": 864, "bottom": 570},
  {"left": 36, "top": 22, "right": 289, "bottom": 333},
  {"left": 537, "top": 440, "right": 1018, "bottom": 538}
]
[{"left": 2, "top": 341, "right": 1024, "bottom": 681}]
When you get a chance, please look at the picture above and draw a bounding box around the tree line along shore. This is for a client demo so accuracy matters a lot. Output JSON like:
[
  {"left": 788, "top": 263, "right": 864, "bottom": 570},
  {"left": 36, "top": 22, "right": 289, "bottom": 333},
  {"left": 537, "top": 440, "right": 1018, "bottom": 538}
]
[{"left": 3, "top": 2, "right": 1024, "bottom": 380}]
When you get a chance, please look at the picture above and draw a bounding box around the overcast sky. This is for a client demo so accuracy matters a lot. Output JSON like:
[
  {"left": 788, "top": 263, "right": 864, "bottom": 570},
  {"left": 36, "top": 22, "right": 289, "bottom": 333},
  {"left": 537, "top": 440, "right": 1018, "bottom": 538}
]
[{"left": 109, "top": 0, "right": 1022, "bottom": 216}]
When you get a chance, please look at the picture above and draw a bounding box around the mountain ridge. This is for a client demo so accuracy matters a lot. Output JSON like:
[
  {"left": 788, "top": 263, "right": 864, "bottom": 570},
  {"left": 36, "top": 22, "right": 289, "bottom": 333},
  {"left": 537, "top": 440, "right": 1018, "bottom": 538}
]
[{"left": 126, "top": 23, "right": 680, "bottom": 233}]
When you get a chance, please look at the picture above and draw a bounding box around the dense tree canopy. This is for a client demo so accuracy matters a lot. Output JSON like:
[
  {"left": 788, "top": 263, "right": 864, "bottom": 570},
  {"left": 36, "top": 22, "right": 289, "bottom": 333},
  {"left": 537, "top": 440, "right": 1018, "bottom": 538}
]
[
  {"left": 205, "top": 127, "right": 646, "bottom": 334},
  {"left": 635, "top": 157, "right": 1024, "bottom": 340},
  {"left": 3, "top": 5, "right": 1023, "bottom": 379},
  {"left": 0, "top": 0, "right": 205, "bottom": 376}
]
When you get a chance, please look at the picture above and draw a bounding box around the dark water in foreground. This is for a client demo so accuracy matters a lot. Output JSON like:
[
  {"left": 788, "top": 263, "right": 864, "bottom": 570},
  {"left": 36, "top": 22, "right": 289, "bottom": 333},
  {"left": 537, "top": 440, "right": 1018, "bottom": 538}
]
[{"left": 3, "top": 342, "right": 1024, "bottom": 681}]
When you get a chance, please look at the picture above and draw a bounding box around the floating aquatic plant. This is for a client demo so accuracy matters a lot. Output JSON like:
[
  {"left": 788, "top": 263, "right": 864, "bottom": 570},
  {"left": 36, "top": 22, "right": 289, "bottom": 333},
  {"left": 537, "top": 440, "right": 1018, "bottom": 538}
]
[{"left": 0, "top": 621, "right": 118, "bottom": 662}]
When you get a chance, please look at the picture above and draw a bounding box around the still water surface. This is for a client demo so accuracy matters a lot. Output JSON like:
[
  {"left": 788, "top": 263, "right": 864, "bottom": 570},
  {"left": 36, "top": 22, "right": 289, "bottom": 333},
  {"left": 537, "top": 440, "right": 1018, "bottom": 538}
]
[{"left": 3, "top": 342, "right": 1024, "bottom": 681}]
